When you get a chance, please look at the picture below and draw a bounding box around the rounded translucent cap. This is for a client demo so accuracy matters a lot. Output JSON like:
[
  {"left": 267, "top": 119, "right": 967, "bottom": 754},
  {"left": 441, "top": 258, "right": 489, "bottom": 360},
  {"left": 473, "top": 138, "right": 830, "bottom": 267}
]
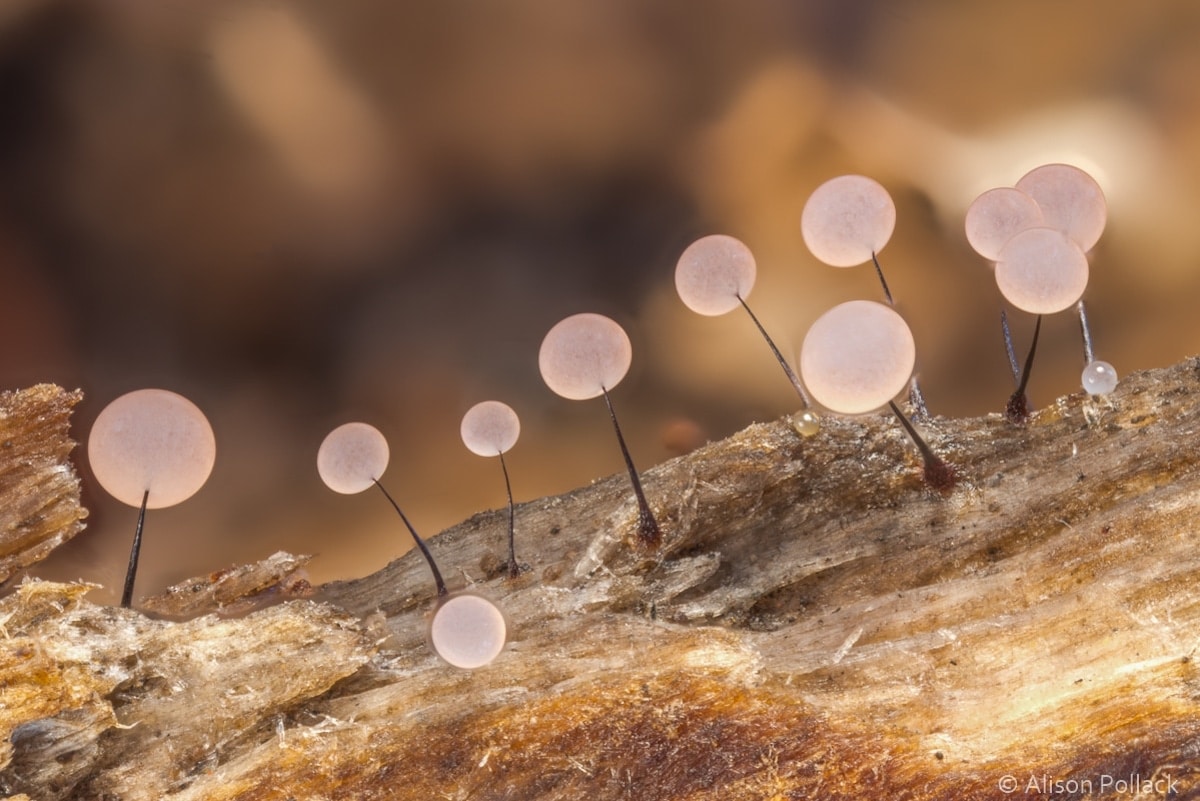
[
  {"left": 1015, "top": 163, "right": 1107, "bottom": 252},
  {"left": 1082, "top": 360, "right": 1118, "bottom": 396},
  {"left": 461, "top": 400, "right": 520, "bottom": 457},
  {"left": 538, "top": 313, "right": 632, "bottom": 400},
  {"left": 429, "top": 593, "right": 507, "bottom": 669},
  {"left": 675, "top": 234, "right": 757, "bottom": 316},
  {"left": 995, "top": 227, "right": 1089, "bottom": 314},
  {"left": 964, "top": 187, "right": 1045, "bottom": 261},
  {"left": 318, "top": 422, "right": 389, "bottom": 494},
  {"left": 799, "top": 300, "right": 916, "bottom": 414},
  {"left": 801, "top": 175, "right": 896, "bottom": 267},
  {"left": 87, "top": 388, "right": 216, "bottom": 509}
]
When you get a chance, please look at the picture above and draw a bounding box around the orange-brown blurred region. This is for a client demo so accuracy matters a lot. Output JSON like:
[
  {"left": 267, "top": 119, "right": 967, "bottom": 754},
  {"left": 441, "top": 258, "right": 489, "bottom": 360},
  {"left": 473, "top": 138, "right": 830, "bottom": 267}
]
[{"left": 4, "top": 0, "right": 1199, "bottom": 601}]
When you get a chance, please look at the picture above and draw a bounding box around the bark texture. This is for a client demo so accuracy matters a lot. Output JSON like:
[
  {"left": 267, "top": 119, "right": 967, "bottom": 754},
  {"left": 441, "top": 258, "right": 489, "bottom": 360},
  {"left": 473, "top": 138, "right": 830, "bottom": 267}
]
[
  {"left": 2, "top": 363, "right": 1200, "bottom": 799},
  {"left": 0, "top": 386, "right": 86, "bottom": 585}
]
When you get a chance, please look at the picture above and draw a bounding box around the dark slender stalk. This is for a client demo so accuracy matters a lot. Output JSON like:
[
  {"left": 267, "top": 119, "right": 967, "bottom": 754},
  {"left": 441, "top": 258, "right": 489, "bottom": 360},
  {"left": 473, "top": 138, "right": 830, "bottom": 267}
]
[
  {"left": 888, "top": 401, "right": 956, "bottom": 491},
  {"left": 498, "top": 451, "right": 519, "bottom": 578},
  {"left": 1077, "top": 300, "right": 1096, "bottom": 365},
  {"left": 1005, "top": 314, "right": 1042, "bottom": 423},
  {"left": 373, "top": 479, "right": 447, "bottom": 597},
  {"left": 871, "top": 251, "right": 895, "bottom": 306},
  {"left": 1015, "top": 315, "right": 1042, "bottom": 398},
  {"left": 1000, "top": 310, "right": 1021, "bottom": 385},
  {"left": 871, "top": 251, "right": 928, "bottom": 423},
  {"left": 120, "top": 489, "right": 150, "bottom": 608},
  {"left": 736, "top": 295, "right": 813, "bottom": 408},
  {"left": 601, "top": 387, "right": 661, "bottom": 546}
]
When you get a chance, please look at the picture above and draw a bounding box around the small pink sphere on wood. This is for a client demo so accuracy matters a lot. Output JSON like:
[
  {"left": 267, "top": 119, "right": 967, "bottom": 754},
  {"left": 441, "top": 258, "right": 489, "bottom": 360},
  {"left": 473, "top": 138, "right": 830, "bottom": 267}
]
[
  {"left": 995, "top": 227, "right": 1089, "bottom": 314},
  {"left": 964, "top": 187, "right": 1044, "bottom": 261},
  {"left": 88, "top": 388, "right": 216, "bottom": 509},
  {"left": 801, "top": 175, "right": 896, "bottom": 267},
  {"left": 1015, "top": 163, "right": 1107, "bottom": 252},
  {"left": 538, "top": 313, "right": 632, "bottom": 400},
  {"left": 318, "top": 422, "right": 389, "bottom": 494},
  {"left": 461, "top": 401, "right": 520, "bottom": 457},
  {"left": 674, "top": 234, "right": 757, "bottom": 316},
  {"left": 429, "top": 593, "right": 507, "bottom": 669},
  {"left": 800, "top": 300, "right": 916, "bottom": 414}
]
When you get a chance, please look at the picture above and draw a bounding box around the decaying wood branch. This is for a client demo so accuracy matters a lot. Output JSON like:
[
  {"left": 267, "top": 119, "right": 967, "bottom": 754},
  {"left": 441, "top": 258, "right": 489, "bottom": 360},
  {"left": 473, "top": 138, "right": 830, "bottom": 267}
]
[
  {"left": 2, "top": 362, "right": 1200, "bottom": 799},
  {"left": 0, "top": 386, "right": 86, "bottom": 586}
]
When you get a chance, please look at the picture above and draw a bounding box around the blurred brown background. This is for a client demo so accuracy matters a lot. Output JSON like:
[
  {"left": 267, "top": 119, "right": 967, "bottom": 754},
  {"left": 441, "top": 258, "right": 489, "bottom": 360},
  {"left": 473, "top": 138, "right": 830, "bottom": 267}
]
[{"left": 3, "top": 0, "right": 1198, "bottom": 602}]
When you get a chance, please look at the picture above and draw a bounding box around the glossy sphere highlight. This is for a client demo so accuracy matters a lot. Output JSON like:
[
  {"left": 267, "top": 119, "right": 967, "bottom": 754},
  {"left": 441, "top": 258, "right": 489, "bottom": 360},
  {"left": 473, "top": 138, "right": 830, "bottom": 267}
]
[
  {"left": 88, "top": 389, "right": 216, "bottom": 509},
  {"left": 429, "top": 593, "right": 507, "bottom": 669},
  {"left": 538, "top": 313, "right": 632, "bottom": 400},
  {"left": 800, "top": 301, "right": 916, "bottom": 414},
  {"left": 461, "top": 401, "right": 520, "bottom": 457},
  {"left": 1016, "top": 163, "right": 1107, "bottom": 252},
  {"left": 1082, "top": 360, "right": 1119, "bottom": 396},
  {"left": 995, "top": 228, "right": 1089, "bottom": 314},
  {"left": 318, "top": 422, "right": 389, "bottom": 494},
  {"left": 801, "top": 175, "right": 896, "bottom": 267},
  {"left": 674, "top": 234, "right": 757, "bottom": 316},
  {"left": 964, "top": 187, "right": 1044, "bottom": 261}
]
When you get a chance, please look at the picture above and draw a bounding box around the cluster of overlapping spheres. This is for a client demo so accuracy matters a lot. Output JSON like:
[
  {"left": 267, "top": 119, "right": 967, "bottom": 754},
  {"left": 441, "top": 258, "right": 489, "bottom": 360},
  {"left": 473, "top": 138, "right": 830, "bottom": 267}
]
[
  {"left": 85, "top": 164, "right": 1114, "bottom": 669},
  {"left": 965, "top": 164, "right": 1116, "bottom": 394}
]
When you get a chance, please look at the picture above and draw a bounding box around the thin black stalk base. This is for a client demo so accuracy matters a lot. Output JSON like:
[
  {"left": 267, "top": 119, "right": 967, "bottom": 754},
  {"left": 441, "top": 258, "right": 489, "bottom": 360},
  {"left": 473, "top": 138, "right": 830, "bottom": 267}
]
[
  {"left": 498, "top": 451, "right": 522, "bottom": 578},
  {"left": 602, "top": 388, "right": 662, "bottom": 546},
  {"left": 888, "top": 401, "right": 957, "bottom": 491},
  {"left": 373, "top": 479, "right": 448, "bottom": 597},
  {"left": 120, "top": 489, "right": 150, "bottom": 609},
  {"left": 1005, "top": 315, "right": 1043, "bottom": 424}
]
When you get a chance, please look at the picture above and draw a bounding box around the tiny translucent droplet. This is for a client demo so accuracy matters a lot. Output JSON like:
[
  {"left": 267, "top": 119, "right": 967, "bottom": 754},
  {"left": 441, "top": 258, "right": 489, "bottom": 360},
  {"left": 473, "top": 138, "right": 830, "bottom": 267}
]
[
  {"left": 792, "top": 411, "right": 820, "bottom": 437},
  {"left": 1082, "top": 360, "right": 1118, "bottom": 396},
  {"left": 429, "top": 593, "right": 507, "bottom": 669}
]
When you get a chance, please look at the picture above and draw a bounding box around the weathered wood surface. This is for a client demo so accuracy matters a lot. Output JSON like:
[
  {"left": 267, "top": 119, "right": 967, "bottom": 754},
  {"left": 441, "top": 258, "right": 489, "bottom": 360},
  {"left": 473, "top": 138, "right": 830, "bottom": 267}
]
[
  {"left": 139, "top": 551, "right": 314, "bottom": 618},
  {"left": 2, "top": 362, "right": 1200, "bottom": 799},
  {"left": 0, "top": 386, "right": 85, "bottom": 586}
]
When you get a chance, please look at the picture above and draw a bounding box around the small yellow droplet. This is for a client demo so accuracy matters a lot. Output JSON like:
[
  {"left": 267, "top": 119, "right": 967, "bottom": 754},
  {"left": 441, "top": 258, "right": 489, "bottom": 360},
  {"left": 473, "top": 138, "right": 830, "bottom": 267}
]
[{"left": 792, "top": 411, "right": 820, "bottom": 437}]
